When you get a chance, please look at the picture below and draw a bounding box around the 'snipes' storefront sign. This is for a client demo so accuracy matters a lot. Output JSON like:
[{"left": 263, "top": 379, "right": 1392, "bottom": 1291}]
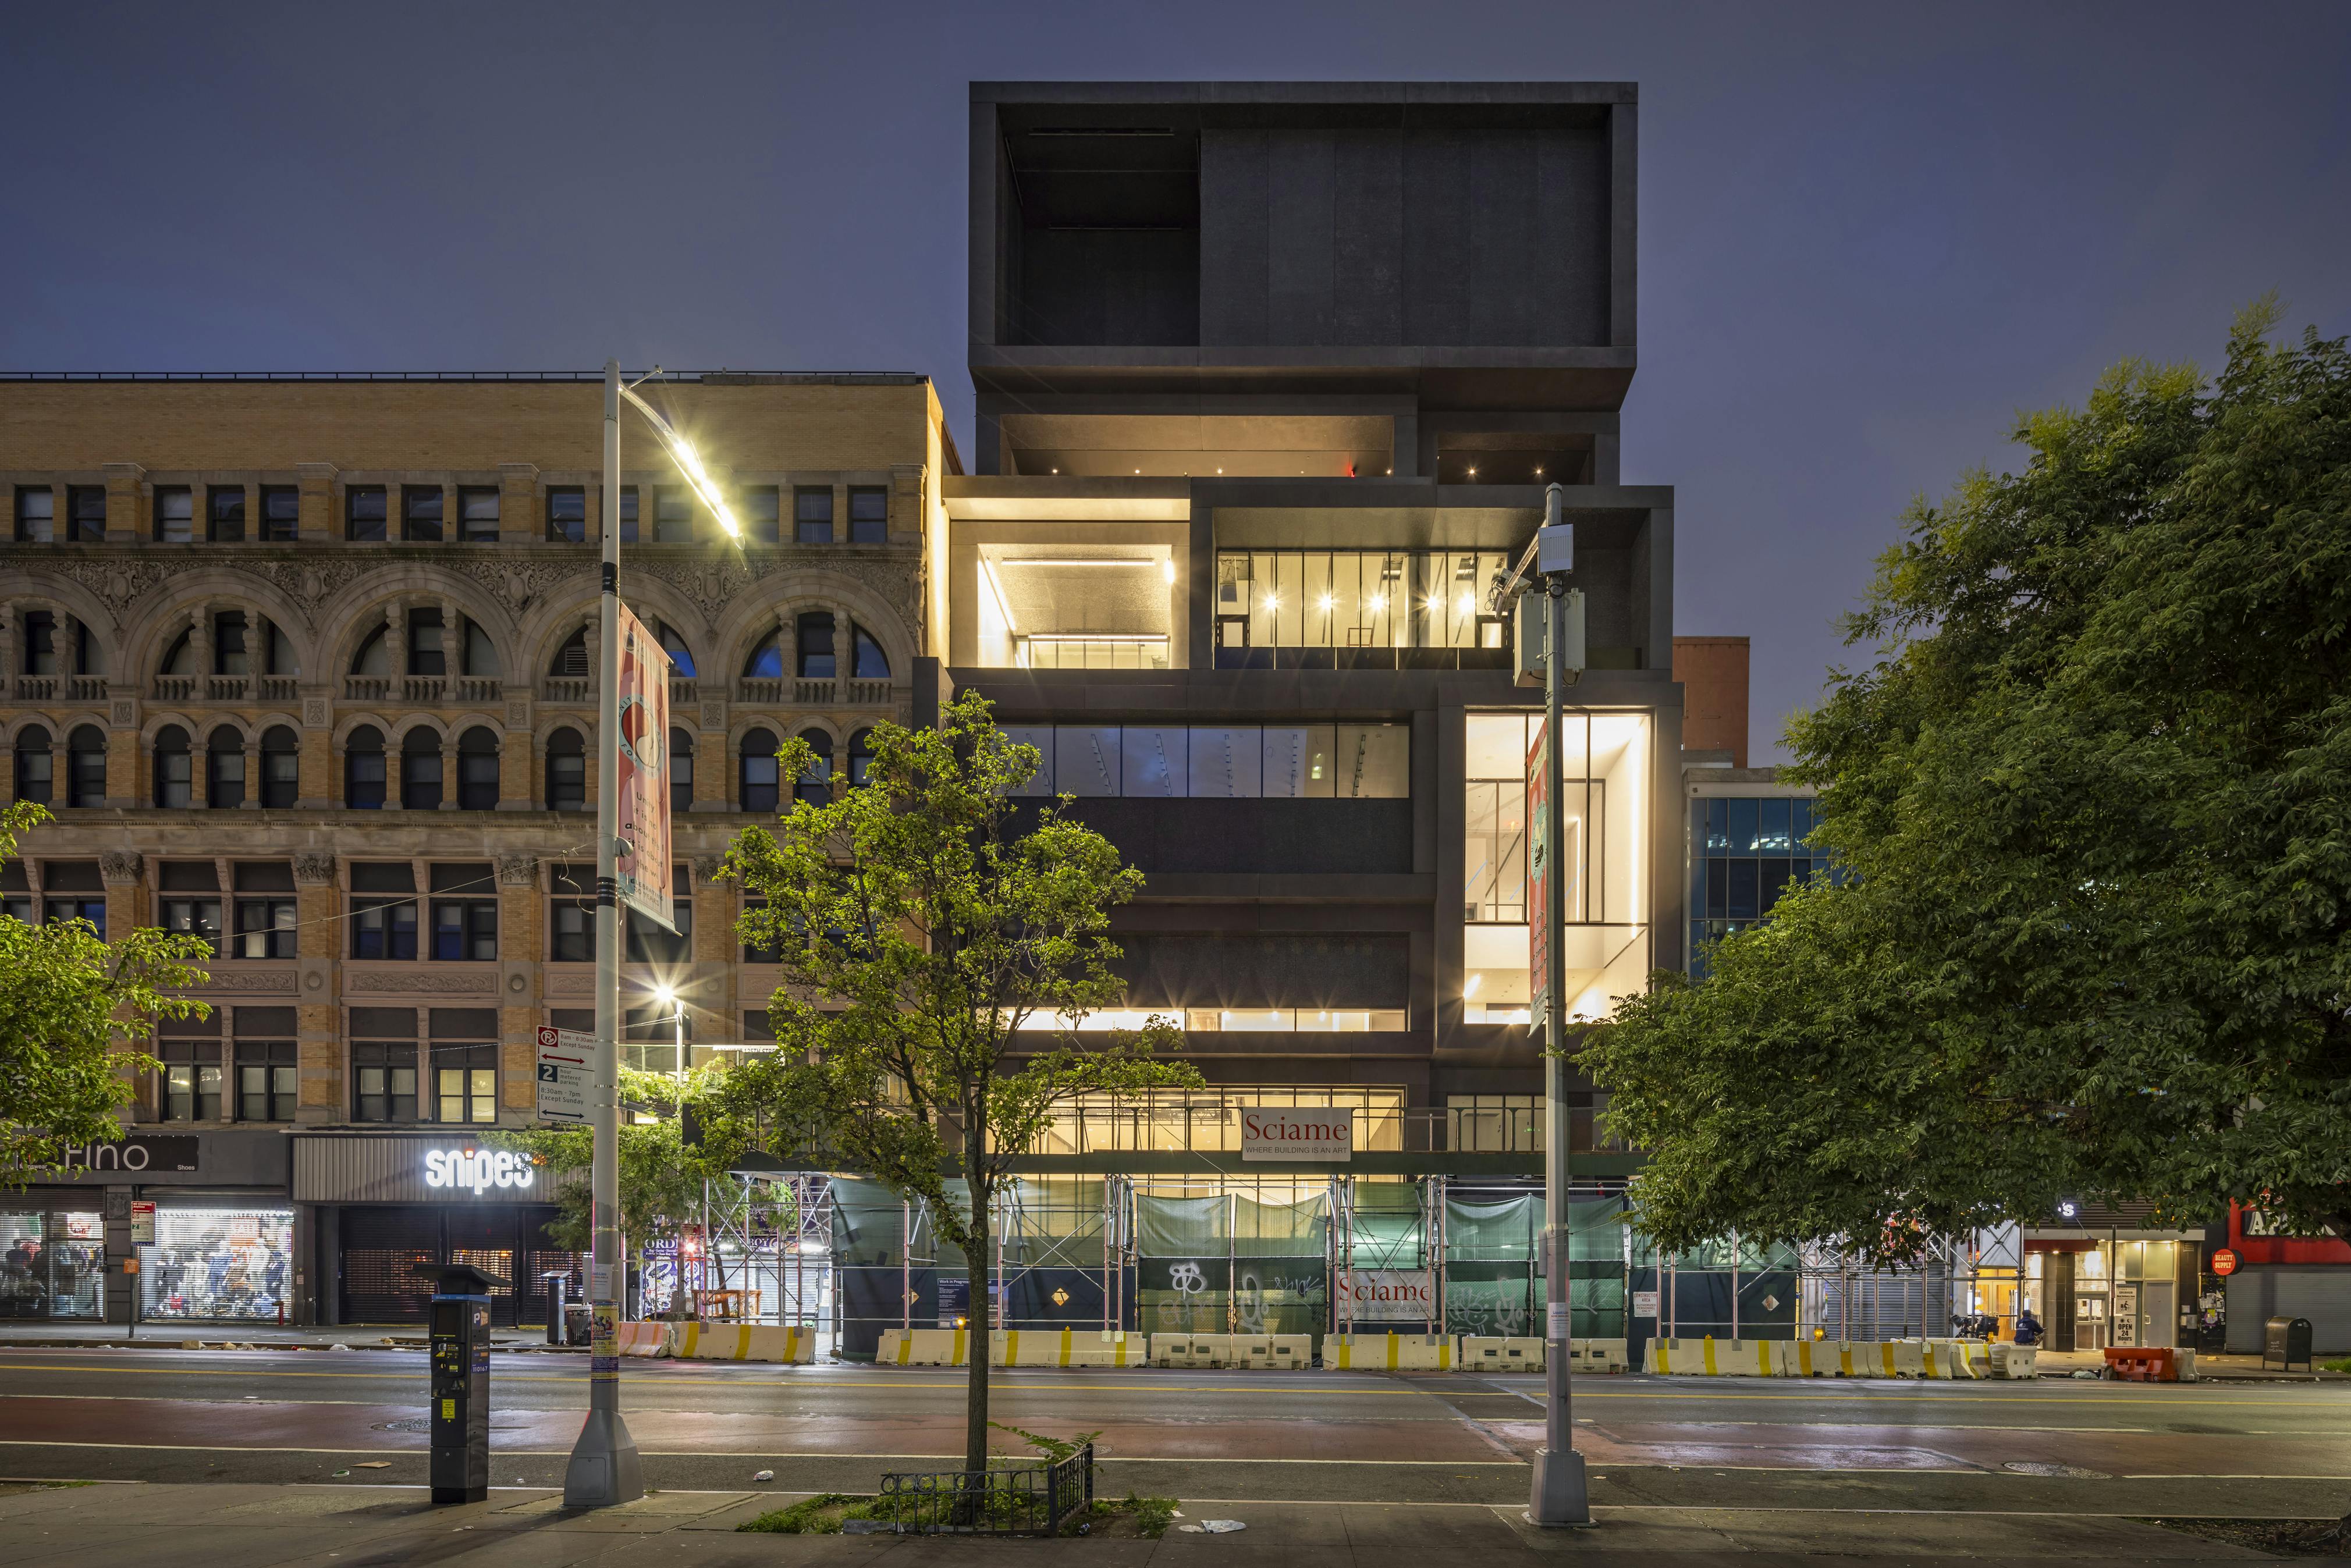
[
  {"left": 294, "top": 1136, "right": 547, "bottom": 1205},
  {"left": 422, "top": 1148, "right": 537, "bottom": 1195},
  {"left": 1240, "top": 1108, "right": 1353, "bottom": 1162},
  {"left": 1338, "top": 1270, "right": 1436, "bottom": 1321}
]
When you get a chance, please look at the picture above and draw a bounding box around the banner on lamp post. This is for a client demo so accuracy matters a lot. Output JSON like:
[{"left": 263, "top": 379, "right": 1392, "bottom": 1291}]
[
  {"left": 1526, "top": 718, "right": 1550, "bottom": 1034},
  {"left": 613, "top": 600, "right": 676, "bottom": 933}
]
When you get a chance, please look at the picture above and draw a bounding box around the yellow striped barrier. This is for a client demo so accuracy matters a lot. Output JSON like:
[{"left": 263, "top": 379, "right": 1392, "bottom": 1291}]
[
  {"left": 613, "top": 1321, "right": 672, "bottom": 1357},
  {"left": 993, "top": 1328, "right": 1136, "bottom": 1367},
  {"left": 877, "top": 1327, "right": 968, "bottom": 1366},
  {"left": 1326, "top": 1333, "right": 1452, "bottom": 1371},
  {"left": 671, "top": 1322, "right": 818, "bottom": 1363}
]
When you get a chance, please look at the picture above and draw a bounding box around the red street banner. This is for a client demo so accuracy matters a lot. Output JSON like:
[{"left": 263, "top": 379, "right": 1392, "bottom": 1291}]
[
  {"left": 614, "top": 600, "right": 675, "bottom": 933},
  {"left": 1527, "top": 717, "right": 1549, "bottom": 1033}
]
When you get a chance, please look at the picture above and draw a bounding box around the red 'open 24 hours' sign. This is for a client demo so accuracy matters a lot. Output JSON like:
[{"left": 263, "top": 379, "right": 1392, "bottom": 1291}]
[{"left": 1240, "top": 1108, "right": 1354, "bottom": 1162}]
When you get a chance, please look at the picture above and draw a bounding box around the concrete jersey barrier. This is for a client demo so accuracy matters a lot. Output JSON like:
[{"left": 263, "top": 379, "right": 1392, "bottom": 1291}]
[
  {"left": 993, "top": 1328, "right": 1137, "bottom": 1368},
  {"left": 613, "top": 1321, "right": 672, "bottom": 1357},
  {"left": 877, "top": 1327, "right": 969, "bottom": 1366},
  {"left": 671, "top": 1322, "right": 818, "bottom": 1363},
  {"left": 1326, "top": 1333, "right": 1452, "bottom": 1371}
]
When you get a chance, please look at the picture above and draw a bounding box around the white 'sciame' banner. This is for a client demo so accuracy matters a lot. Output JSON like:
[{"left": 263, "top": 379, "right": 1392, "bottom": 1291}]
[
  {"left": 1339, "top": 1270, "right": 1437, "bottom": 1321},
  {"left": 1239, "top": 1106, "right": 1353, "bottom": 1161}
]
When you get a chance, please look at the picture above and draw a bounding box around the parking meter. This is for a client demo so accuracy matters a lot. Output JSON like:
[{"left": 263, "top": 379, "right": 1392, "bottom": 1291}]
[
  {"left": 544, "top": 1272, "right": 569, "bottom": 1347},
  {"left": 422, "top": 1263, "right": 506, "bottom": 1503}
]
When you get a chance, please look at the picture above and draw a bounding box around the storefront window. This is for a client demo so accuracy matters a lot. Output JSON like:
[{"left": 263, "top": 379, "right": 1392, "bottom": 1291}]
[
  {"left": 1, "top": 1212, "right": 106, "bottom": 1319},
  {"left": 138, "top": 1206, "right": 294, "bottom": 1321},
  {"left": 1462, "top": 712, "right": 1650, "bottom": 1024}
]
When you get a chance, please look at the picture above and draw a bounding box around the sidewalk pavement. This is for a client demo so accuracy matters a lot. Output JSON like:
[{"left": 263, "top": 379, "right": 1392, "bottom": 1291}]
[
  {"left": 0, "top": 1481, "right": 2301, "bottom": 1566},
  {"left": 0, "top": 1322, "right": 563, "bottom": 1351},
  {"left": 2030, "top": 1347, "right": 2343, "bottom": 1380}
]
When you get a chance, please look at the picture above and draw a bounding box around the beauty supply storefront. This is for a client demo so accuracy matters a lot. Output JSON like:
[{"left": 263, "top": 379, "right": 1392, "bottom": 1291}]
[
  {"left": 7, "top": 1130, "right": 294, "bottom": 1325},
  {"left": 293, "top": 1132, "right": 580, "bottom": 1329}
]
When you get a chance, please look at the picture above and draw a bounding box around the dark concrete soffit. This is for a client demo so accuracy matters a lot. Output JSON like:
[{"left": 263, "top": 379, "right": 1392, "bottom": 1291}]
[{"left": 971, "top": 81, "right": 1639, "bottom": 108}]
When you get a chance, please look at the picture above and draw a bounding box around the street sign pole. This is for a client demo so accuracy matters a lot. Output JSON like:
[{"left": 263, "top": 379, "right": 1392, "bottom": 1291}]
[{"left": 1529, "top": 482, "right": 1590, "bottom": 1528}]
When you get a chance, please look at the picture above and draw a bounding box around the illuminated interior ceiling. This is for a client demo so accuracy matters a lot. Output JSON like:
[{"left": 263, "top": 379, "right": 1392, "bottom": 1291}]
[
  {"left": 978, "top": 542, "right": 1174, "bottom": 638},
  {"left": 1000, "top": 413, "right": 1393, "bottom": 477}
]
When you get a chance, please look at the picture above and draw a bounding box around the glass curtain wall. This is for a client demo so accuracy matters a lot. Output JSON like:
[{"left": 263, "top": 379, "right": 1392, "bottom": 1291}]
[
  {"left": 1213, "top": 550, "right": 1511, "bottom": 666},
  {"left": 1464, "top": 712, "right": 1652, "bottom": 1023},
  {"left": 1688, "top": 796, "right": 1830, "bottom": 976}
]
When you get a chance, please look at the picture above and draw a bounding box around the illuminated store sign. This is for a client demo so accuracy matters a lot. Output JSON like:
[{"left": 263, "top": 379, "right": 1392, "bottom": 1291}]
[{"left": 422, "top": 1148, "right": 536, "bottom": 1196}]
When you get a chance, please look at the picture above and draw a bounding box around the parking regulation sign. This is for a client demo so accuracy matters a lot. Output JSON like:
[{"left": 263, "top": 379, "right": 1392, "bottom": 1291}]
[{"left": 535, "top": 1025, "right": 594, "bottom": 1124}]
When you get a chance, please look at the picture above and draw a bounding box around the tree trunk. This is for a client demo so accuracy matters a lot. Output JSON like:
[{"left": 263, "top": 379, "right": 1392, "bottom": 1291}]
[{"left": 964, "top": 1169, "right": 992, "bottom": 1475}]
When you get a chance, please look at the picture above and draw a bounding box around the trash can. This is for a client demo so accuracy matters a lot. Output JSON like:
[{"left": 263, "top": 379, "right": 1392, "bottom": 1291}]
[
  {"left": 422, "top": 1262, "right": 506, "bottom": 1503},
  {"left": 565, "top": 1303, "right": 593, "bottom": 1347},
  {"left": 2263, "top": 1315, "right": 2313, "bottom": 1373},
  {"left": 544, "top": 1272, "right": 569, "bottom": 1347}
]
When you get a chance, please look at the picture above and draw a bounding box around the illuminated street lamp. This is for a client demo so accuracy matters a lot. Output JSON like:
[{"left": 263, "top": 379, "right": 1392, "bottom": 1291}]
[{"left": 564, "top": 364, "right": 738, "bottom": 1510}]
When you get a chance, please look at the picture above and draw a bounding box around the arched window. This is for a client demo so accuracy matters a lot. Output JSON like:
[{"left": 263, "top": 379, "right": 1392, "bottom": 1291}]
[
  {"left": 67, "top": 724, "right": 106, "bottom": 808},
  {"left": 13, "top": 726, "right": 53, "bottom": 805},
  {"left": 401, "top": 728, "right": 442, "bottom": 810},
  {"left": 345, "top": 725, "right": 386, "bottom": 810},
  {"left": 795, "top": 728, "right": 833, "bottom": 806},
  {"left": 20, "top": 611, "right": 59, "bottom": 675},
  {"left": 407, "top": 610, "right": 446, "bottom": 677},
  {"left": 260, "top": 726, "right": 299, "bottom": 809},
  {"left": 794, "top": 613, "right": 835, "bottom": 679},
  {"left": 739, "top": 727, "right": 779, "bottom": 814},
  {"left": 658, "top": 621, "right": 697, "bottom": 679},
  {"left": 351, "top": 624, "right": 391, "bottom": 677},
  {"left": 851, "top": 623, "right": 890, "bottom": 680},
  {"left": 154, "top": 725, "right": 193, "bottom": 808},
  {"left": 461, "top": 618, "right": 500, "bottom": 678},
  {"left": 546, "top": 727, "right": 586, "bottom": 811},
  {"left": 213, "top": 612, "right": 256, "bottom": 676},
  {"left": 549, "top": 628, "right": 589, "bottom": 678},
  {"left": 669, "top": 726, "right": 694, "bottom": 814},
  {"left": 207, "top": 726, "right": 246, "bottom": 809},
  {"left": 740, "top": 631, "right": 782, "bottom": 680},
  {"left": 457, "top": 726, "right": 500, "bottom": 810},
  {"left": 847, "top": 727, "right": 876, "bottom": 788},
  {"left": 160, "top": 627, "right": 198, "bottom": 677}
]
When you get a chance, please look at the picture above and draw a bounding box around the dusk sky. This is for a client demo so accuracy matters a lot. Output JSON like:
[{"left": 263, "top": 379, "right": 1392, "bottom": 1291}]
[{"left": 9, "top": 2, "right": 2347, "bottom": 759}]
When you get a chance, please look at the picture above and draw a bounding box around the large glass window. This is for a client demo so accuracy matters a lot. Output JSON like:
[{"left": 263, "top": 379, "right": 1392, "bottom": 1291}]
[
  {"left": 974, "top": 545, "right": 1177, "bottom": 670},
  {"left": 1462, "top": 712, "right": 1652, "bottom": 1025},
  {"left": 157, "top": 1036, "right": 223, "bottom": 1122},
  {"left": 1213, "top": 549, "right": 1510, "bottom": 664},
  {"left": 0, "top": 1211, "right": 106, "bottom": 1319},
  {"left": 1688, "top": 795, "right": 1827, "bottom": 976},
  {"left": 13, "top": 486, "right": 54, "bottom": 542},
  {"left": 235, "top": 1040, "right": 298, "bottom": 1122},
  {"left": 546, "top": 486, "right": 587, "bottom": 543},
  {"left": 138, "top": 1206, "right": 295, "bottom": 1321},
  {"left": 999, "top": 723, "right": 1407, "bottom": 800},
  {"left": 434, "top": 1044, "right": 498, "bottom": 1124},
  {"left": 847, "top": 485, "right": 889, "bottom": 543}
]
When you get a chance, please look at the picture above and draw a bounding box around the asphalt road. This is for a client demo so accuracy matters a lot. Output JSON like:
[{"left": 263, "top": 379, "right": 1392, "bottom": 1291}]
[{"left": 2, "top": 1347, "right": 2346, "bottom": 1516}]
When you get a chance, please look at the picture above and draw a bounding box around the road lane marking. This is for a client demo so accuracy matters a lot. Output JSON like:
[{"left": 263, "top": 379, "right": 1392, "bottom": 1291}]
[{"left": 0, "top": 1363, "right": 2334, "bottom": 1412}]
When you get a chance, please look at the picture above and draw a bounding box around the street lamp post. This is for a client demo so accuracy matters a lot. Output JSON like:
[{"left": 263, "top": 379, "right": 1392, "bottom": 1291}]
[
  {"left": 1526, "top": 482, "right": 1590, "bottom": 1528},
  {"left": 564, "top": 362, "right": 739, "bottom": 1510}
]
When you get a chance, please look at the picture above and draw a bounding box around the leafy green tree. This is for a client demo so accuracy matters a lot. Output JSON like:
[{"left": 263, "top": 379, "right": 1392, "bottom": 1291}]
[
  {"left": 488, "top": 1067, "right": 750, "bottom": 1265},
  {"left": 1588, "top": 304, "right": 2351, "bottom": 1261},
  {"left": 712, "top": 691, "right": 1199, "bottom": 1472},
  {"left": 0, "top": 802, "right": 216, "bottom": 1180}
]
